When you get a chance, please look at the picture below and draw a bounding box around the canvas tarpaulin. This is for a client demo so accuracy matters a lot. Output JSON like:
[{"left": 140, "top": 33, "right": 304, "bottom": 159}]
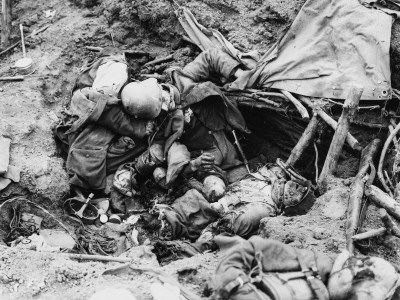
[{"left": 178, "top": 0, "right": 394, "bottom": 100}]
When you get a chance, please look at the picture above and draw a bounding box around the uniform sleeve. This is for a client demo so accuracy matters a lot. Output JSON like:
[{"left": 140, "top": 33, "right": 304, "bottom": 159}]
[
  {"left": 181, "top": 48, "right": 241, "bottom": 83},
  {"left": 97, "top": 105, "right": 148, "bottom": 140}
]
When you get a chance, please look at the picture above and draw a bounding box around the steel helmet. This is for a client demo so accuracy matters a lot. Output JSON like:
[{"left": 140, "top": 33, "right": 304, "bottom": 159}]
[{"left": 121, "top": 78, "right": 162, "bottom": 119}]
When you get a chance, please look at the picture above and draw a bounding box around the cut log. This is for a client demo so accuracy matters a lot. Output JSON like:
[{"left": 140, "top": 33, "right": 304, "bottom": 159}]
[
  {"left": 286, "top": 114, "right": 320, "bottom": 166},
  {"left": 352, "top": 227, "right": 387, "bottom": 241},
  {"left": 345, "top": 139, "right": 381, "bottom": 254},
  {"left": 318, "top": 86, "right": 363, "bottom": 187},
  {"left": 299, "top": 95, "right": 361, "bottom": 151},
  {"left": 366, "top": 185, "right": 400, "bottom": 221},
  {"left": 280, "top": 90, "right": 310, "bottom": 120}
]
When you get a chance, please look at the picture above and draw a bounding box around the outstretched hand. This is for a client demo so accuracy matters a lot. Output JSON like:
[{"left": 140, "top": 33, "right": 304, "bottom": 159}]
[
  {"left": 192, "top": 153, "right": 215, "bottom": 172},
  {"left": 145, "top": 120, "right": 156, "bottom": 136}
]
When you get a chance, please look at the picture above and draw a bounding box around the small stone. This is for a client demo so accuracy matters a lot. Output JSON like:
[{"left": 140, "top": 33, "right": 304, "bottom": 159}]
[
  {"left": 343, "top": 178, "right": 352, "bottom": 186},
  {"left": 56, "top": 274, "right": 63, "bottom": 283}
]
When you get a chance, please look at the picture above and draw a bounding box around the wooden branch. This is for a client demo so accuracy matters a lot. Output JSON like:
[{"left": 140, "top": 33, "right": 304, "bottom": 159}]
[
  {"left": 345, "top": 139, "right": 381, "bottom": 254},
  {"left": 224, "top": 92, "right": 281, "bottom": 107},
  {"left": 0, "top": 24, "right": 50, "bottom": 56},
  {"left": 85, "top": 46, "right": 149, "bottom": 56},
  {"left": 0, "top": 75, "right": 24, "bottom": 81},
  {"left": 318, "top": 86, "right": 363, "bottom": 187},
  {"left": 299, "top": 95, "right": 361, "bottom": 151},
  {"left": 68, "top": 253, "right": 131, "bottom": 263},
  {"left": 286, "top": 114, "right": 320, "bottom": 166},
  {"left": 235, "top": 98, "right": 288, "bottom": 113},
  {"left": 358, "top": 139, "right": 382, "bottom": 178},
  {"left": 143, "top": 54, "right": 174, "bottom": 67},
  {"left": 347, "top": 177, "right": 365, "bottom": 250},
  {"left": 377, "top": 122, "right": 400, "bottom": 197},
  {"left": 388, "top": 123, "right": 400, "bottom": 151},
  {"left": 280, "top": 90, "right": 310, "bottom": 120},
  {"left": 366, "top": 185, "right": 400, "bottom": 221},
  {"left": 352, "top": 227, "right": 387, "bottom": 241},
  {"left": 242, "top": 89, "right": 289, "bottom": 102},
  {"left": 380, "top": 208, "right": 400, "bottom": 238}
]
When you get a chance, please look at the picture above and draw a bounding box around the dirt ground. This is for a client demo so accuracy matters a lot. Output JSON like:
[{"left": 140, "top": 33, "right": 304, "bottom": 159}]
[{"left": 1, "top": 0, "right": 400, "bottom": 299}]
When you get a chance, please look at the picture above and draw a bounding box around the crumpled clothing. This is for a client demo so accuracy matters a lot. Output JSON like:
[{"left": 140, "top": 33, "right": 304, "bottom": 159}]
[
  {"left": 0, "top": 138, "right": 20, "bottom": 191},
  {"left": 72, "top": 47, "right": 128, "bottom": 95},
  {"left": 92, "top": 60, "right": 128, "bottom": 96},
  {"left": 163, "top": 189, "right": 220, "bottom": 241},
  {"left": 0, "top": 137, "right": 10, "bottom": 174},
  {"left": 170, "top": 49, "right": 250, "bottom": 135},
  {"left": 152, "top": 240, "right": 207, "bottom": 264},
  {"left": 166, "top": 141, "right": 191, "bottom": 184},
  {"left": 211, "top": 235, "right": 333, "bottom": 300},
  {"left": 217, "top": 202, "right": 276, "bottom": 239}
]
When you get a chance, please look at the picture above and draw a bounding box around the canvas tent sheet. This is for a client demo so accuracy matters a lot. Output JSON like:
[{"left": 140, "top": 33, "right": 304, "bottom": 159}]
[{"left": 178, "top": 0, "right": 394, "bottom": 100}]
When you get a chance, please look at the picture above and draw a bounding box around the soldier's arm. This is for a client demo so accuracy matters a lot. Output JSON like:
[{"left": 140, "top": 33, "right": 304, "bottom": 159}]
[{"left": 181, "top": 48, "right": 242, "bottom": 83}]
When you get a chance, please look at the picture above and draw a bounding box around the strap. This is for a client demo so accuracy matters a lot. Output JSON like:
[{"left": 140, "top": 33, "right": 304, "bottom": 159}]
[
  {"left": 295, "top": 249, "right": 330, "bottom": 300},
  {"left": 224, "top": 276, "right": 245, "bottom": 295}
]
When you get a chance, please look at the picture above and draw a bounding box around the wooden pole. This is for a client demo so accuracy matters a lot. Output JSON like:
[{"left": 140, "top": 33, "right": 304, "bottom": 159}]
[
  {"left": 299, "top": 95, "right": 361, "bottom": 151},
  {"left": 318, "top": 86, "right": 363, "bottom": 187},
  {"left": 345, "top": 139, "right": 381, "bottom": 254},
  {"left": 1, "top": 0, "right": 11, "bottom": 48},
  {"left": 286, "top": 114, "right": 320, "bottom": 166}
]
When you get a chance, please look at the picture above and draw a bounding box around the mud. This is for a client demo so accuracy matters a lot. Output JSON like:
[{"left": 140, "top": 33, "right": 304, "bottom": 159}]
[{"left": 1, "top": 0, "right": 400, "bottom": 298}]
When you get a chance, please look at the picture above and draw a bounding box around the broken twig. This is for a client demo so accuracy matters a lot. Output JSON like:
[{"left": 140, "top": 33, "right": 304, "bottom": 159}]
[
  {"left": 224, "top": 92, "right": 281, "bottom": 107},
  {"left": 319, "top": 86, "right": 363, "bottom": 187},
  {"left": 68, "top": 253, "right": 131, "bottom": 263},
  {"left": 143, "top": 54, "right": 174, "bottom": 67}
]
